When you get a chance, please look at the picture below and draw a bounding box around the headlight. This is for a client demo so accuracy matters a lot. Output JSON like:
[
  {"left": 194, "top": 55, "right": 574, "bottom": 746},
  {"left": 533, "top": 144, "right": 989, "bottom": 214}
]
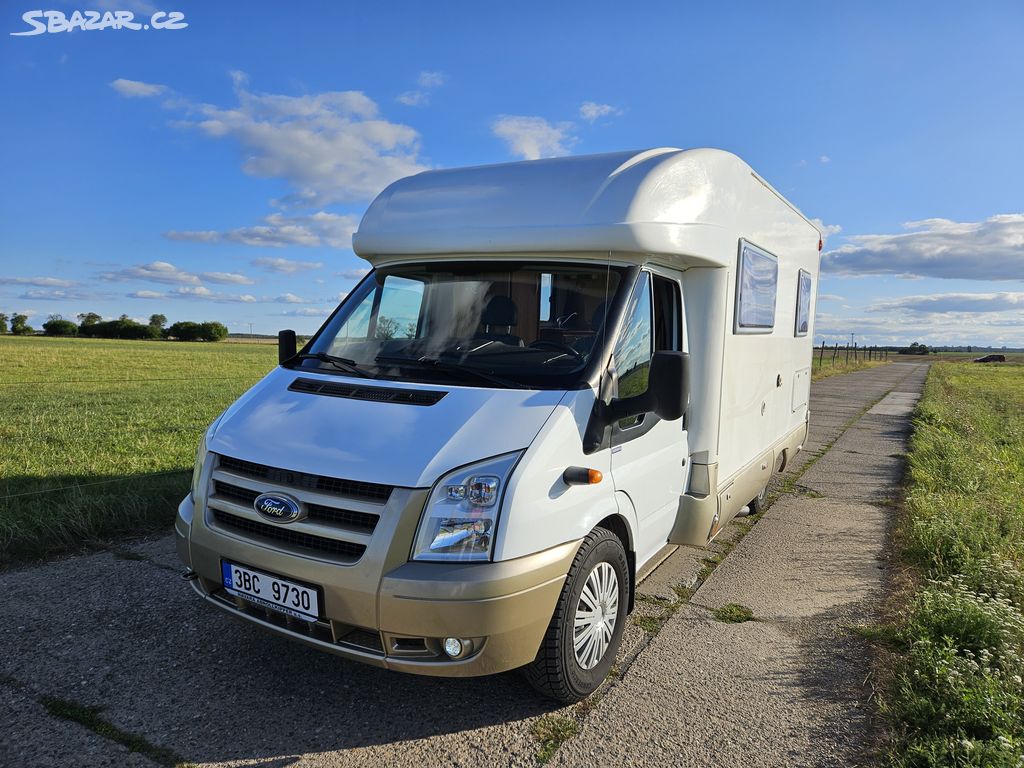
[
  {"left": 190, "top": 413, "right": 224, "bottom": 501},
  {"left": 411, "top": 452, "right": 522, "bottom": 562},
  {"left": 190, "top": 432, "right": 208, "bottom": 501}
]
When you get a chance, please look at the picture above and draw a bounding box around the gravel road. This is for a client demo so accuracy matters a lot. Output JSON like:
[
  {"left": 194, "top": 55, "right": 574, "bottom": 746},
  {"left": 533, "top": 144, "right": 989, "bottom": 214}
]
[{"left": 0, "top": 362, "right": 929, "bottom": 767}]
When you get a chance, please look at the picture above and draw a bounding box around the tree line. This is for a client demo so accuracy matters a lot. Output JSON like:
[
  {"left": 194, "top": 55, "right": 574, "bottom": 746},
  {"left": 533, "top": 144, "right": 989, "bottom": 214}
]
[{"left": 0, "top": 312, "right": 229, "bottom": 342}]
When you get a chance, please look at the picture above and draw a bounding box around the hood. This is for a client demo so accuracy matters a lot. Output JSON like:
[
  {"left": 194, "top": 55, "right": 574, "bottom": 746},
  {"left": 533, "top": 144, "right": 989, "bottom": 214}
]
[{"left": 208, "top": 368, "right": 567, "bottom": 488}]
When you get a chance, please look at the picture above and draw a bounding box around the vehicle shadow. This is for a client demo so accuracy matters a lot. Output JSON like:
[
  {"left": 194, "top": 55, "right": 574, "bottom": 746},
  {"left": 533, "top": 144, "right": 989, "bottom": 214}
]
[{"left": 0, "top": 531, "right": 560, "bottom": 765}]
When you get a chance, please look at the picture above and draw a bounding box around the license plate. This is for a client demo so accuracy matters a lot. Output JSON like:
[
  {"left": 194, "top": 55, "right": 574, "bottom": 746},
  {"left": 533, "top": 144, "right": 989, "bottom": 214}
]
[{"left": 221, "top": 561, "right": 320, "bottom": 623}]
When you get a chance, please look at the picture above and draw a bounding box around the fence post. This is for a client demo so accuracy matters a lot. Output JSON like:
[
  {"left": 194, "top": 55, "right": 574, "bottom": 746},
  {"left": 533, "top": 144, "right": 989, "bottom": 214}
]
[
  {"left": 819, "top": 342, "right": 825, "bottom": 368},
  {"left": 833, "top": 344, "right": 838, "bottom": 366}
]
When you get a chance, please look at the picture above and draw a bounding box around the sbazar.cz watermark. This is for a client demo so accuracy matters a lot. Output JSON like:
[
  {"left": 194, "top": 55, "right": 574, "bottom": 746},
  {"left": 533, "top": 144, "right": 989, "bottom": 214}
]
[{"left": 11, "top": 9, "right": 187, "bottom": 35}]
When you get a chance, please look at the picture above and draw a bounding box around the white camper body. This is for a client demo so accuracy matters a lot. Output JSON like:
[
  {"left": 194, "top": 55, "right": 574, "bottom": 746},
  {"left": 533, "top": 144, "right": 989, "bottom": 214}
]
[{"left": 176, "top": 148, "right": 820, "bottom": 701}]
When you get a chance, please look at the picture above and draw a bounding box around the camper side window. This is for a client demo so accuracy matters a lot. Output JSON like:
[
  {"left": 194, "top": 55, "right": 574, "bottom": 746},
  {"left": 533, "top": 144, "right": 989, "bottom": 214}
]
[
  {"left": 735, "top": 241, "right": 778, "bottom": 334},
  {"left": 795, "top": 269, "right": 812, "bottom": 336}
]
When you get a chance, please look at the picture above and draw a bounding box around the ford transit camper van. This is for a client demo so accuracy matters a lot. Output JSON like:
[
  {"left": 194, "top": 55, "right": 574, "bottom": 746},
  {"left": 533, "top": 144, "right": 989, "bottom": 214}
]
[{"left": 177, "top": 148, "right": 821, "bottom": 701}]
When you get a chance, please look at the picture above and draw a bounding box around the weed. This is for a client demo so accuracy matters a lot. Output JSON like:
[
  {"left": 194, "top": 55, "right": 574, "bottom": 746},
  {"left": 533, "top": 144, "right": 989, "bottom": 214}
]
[
  {"left": 880, "top": 362, "right": 1024, "bottom": 764},
  {"left": 712, "top": 603, "right": 755, "bottom": 623},
  {"left": 532, "top": 714, "right": 581, "bottom": 764}
]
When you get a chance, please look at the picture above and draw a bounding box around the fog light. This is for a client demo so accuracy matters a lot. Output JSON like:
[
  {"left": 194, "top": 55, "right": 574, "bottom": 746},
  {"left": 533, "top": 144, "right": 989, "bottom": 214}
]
[{"left": 443, "top": 637, "right": 464, "bottom": 658}]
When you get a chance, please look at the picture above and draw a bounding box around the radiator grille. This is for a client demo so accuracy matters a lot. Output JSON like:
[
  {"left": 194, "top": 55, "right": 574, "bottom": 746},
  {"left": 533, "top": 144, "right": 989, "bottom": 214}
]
[
  {"left": 217, "top": 454, "right": 392, "bottom": 503},
  {"left": 213, "top": 481, "right": 379, "bottom": 534},
  {"left": 212, "top": 509, "right": 366, "bottom": 561}
]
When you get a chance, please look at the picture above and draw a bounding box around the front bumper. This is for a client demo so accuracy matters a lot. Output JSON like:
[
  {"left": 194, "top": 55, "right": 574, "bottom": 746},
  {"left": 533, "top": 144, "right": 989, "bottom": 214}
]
[{"left": 177, "top": 494, "right": 579, "bottom": 676}]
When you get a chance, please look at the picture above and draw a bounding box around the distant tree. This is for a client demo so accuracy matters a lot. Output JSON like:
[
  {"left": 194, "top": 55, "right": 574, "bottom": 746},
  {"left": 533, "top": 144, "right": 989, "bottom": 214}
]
[
  {"left": 43, "top": 318, "right": 78, "bottom": 336},
  {"left": 79, "top": 316, "right": 160, "bottom": 340},
  {"left": 404, "top": 322, "right": 417, "bottom": 339},
  {"left": 167, "top": 321, "right": 202, "bottom": 341},
  {"left": 198, "top": 321, "right": 229, "bottom": 342},
  {"left": 0, "top": 313, "right": 8, "bottom": 334},
  {"left": 11, "top": 314, "right": 34, "bottom": 335},
  {"left": 77, "top": 312, "right": 102, "bottom": 327},
  {"left": 149, "top": 313, "right": 167, "bottom": 329}
]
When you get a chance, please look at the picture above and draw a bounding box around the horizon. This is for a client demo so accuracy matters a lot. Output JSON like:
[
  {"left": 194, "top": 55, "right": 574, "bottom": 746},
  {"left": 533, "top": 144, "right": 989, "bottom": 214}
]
[{"left": 2, "top": 2, "right": 1022, "bottom": 345}]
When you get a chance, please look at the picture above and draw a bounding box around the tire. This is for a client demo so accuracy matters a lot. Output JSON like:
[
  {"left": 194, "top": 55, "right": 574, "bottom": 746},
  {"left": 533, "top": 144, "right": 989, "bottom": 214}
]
[
  {"left": 524, "top": 528, "right": 629, "bottom": 703},
  {"left": 747, "top": 483, "right": 769, "bottom": 515}
]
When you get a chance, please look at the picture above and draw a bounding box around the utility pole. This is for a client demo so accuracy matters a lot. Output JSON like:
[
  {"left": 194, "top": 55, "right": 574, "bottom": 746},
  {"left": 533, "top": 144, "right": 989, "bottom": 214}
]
[{"left": 248, "top": 322, "right": 253, "bottom": 340}]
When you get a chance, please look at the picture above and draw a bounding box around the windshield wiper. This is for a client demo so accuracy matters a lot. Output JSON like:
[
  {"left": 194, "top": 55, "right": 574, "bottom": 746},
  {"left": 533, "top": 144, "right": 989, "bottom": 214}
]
[
  {"left": 295, "top": 352, "right": 374, "bottom": 379},
  {"left": 375, "top": 355, "right": 519, "bottom": 389}
]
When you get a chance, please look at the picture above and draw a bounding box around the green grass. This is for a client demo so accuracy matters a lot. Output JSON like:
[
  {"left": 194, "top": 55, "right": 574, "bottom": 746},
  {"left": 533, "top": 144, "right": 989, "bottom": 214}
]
[
  {"left": 0, "top": 336, "right": 275, "bottom": 564},
  {"left": 812, "top": 356, "right": 891, "bottom": 381},
  {"left": 711, "top": 602, "right": 756, "bottom": 623},
  {"left": 882, "top": 362, "right": 1024, "bottom": 766},
  {"left": 531, "top": 714, "right": 581, "bottom": 764}
]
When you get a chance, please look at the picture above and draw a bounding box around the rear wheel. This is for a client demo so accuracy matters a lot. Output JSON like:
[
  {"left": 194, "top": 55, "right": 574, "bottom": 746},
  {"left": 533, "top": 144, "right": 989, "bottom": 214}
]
[
  {"left": 747, "top": 483, "right": 769, "bottom": 515},
  {"left": 524, "top": 528, "right": 629, "bottom": 702}
]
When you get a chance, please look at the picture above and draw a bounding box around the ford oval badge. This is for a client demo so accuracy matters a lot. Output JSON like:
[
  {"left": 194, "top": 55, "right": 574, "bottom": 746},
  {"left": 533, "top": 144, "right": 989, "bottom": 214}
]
[{"left": 253, "top": 492, "right": 303, "bottom": 524}]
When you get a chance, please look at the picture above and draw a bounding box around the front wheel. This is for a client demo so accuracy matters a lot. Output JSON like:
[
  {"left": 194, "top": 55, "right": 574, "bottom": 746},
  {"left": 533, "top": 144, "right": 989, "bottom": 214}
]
[{"left": 524, "top": 528, "right": 629, "bottom": 702}]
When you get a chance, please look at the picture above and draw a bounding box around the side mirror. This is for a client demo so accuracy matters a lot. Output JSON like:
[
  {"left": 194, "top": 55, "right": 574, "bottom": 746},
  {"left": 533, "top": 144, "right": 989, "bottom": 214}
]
[
  {"left": 606, "top": 351, "right": 689, "bottom": 423},
  {"left": 648, "top": 351, "right": 689, "bottom": 422},
  {"left": 278, "top": 329, "right": 297, "bottom": 365}
]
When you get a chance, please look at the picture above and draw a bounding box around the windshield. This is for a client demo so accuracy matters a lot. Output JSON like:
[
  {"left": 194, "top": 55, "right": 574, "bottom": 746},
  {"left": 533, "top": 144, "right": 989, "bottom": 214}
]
[{"left": 300, "top": 261, "right": 627, "bottom": 389}]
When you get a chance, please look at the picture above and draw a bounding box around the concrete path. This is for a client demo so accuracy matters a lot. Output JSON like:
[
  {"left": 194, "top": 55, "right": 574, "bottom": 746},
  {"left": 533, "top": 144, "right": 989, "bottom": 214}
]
[
  {"left": 553, "top": 361, "right": 930, "bottom": 767},
  {"left": 0, "top": 363, "right": 928, "bottom": 768}
]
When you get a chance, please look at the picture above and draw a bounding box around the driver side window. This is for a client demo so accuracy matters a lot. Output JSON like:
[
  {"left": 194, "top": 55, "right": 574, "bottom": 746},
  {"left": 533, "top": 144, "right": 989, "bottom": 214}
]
[{"left": 614, "top": 272, "right": 653, "bottom": 413}]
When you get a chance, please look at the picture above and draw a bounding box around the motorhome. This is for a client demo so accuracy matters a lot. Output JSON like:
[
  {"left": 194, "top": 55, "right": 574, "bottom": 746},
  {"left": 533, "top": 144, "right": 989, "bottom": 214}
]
[{"left": 177, "top": 148, "right": 821, "bottom": 701}]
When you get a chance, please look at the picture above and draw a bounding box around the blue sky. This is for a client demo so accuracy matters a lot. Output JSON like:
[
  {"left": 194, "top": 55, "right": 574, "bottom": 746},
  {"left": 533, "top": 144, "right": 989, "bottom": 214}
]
[{"left": 2, "top": 1, "right": 1023, "bottom": 344}]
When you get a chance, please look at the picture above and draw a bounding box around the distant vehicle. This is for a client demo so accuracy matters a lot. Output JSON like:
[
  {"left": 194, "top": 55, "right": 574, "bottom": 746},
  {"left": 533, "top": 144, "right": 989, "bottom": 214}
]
[
  {"left": 176, "top": 148, "right": 821, "bottom": 701},
  {"left": 974, "top": 354, "right": 1006, "bottom": 363}
]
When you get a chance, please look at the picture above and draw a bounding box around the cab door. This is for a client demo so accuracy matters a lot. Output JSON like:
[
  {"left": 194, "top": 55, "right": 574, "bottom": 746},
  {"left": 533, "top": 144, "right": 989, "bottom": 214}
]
[{"left": 609, "top": 271, "right": 688, "bottom": 563}]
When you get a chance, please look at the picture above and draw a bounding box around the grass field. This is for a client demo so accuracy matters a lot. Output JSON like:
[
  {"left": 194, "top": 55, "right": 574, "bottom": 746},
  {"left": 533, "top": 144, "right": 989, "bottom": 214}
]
[
  {"left": 0, "top": 336, "right": 276, "bottom": 564},
  {"left": 881, "top": 362, "right": 1024, "bottom": 766},
  {"left": 811, "top": 356, "right": 891, "bottom": 381}
]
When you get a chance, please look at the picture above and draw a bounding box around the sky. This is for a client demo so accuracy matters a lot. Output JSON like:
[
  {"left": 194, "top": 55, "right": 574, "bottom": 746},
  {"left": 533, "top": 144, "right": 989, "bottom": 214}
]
[{"left": 1, "top": 1, "right": 1023, "bottom": 345}]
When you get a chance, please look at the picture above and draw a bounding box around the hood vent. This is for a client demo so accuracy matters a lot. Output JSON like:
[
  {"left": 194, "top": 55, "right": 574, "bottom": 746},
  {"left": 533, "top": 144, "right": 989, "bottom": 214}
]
[{"left": 289, "top": 377, "right": 447, "bottom": 406}]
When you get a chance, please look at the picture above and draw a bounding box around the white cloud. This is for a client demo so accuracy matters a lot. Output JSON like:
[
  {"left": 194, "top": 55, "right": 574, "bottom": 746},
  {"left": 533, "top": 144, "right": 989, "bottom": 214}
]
[
  {"left": 199, "top": 271, "right": 256, "bottom": 285},
  {"left": 17, "top": 289, "right": 101, "bottom": 301},
  {"left": 579, "top": 102, "right": 621, "bottom": 123},
  {"left": 417, "top": 71, "right": 446, "bottom": 88},
  {"left": 336, "top": 268, "right": 369, "bottom": 280},
  {"left": 171, "top": 74, "right": 427, "bottom": 205},
  {"left": 0, "top": 276, "right": 75, "bottom": 288},
  {"left": 869, "top": 292, "right": 1024, "bottom": 314},
  {"left": 280, "top": 307, "right": 329, "bottom": 317},
  {"left": 492, "top": 115, "right": 576, "bottom": 160},
  {"left": 823, "top": 214, "right": 1024, "bottom": 281},
  {"left": 166, "top": 212, "right": 357, "bottom": 249},
  {"left": 110, "top": 78, "right": 166, "bottom": 98},
  {"left": 275, "top": 293, "right": 310, "bottom": 304},
  {"left": 396, "top": 91, "right": 429, "bottom": 107},
  {"left": 128, "top": 286, "right": 258, "bottom": 303},
  {"left": 98, "top": 260, "right": 252, "bottom": 286},
  {"left": 817, "top": 294, "right": 845, "bottom": 302},
  {"left": 252, "top": 256, "right": 323, "bottom": 274},
  {"left": 810, "top": 218, "right": 842, "bottom": 243},
  {"left": 819, "top": 155, "right": 831, "bottom": 164},
  {"left": 396, "top": 71, "right": 446, "bottom": 108},
  {"left": 101, "top": 261, "right": 200, "bottom": 285}
]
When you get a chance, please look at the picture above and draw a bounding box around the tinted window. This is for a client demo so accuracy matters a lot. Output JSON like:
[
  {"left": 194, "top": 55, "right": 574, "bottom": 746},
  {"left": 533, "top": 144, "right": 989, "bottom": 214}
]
[
  {"left": 308, "top": 261, "right": 625, "bottom": 390},
  {"left": 736, "top": 243, "right": 778, "bottom": 332},
  {"left": 795, "top": 269, "right": 812, "bottom": 336}
]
